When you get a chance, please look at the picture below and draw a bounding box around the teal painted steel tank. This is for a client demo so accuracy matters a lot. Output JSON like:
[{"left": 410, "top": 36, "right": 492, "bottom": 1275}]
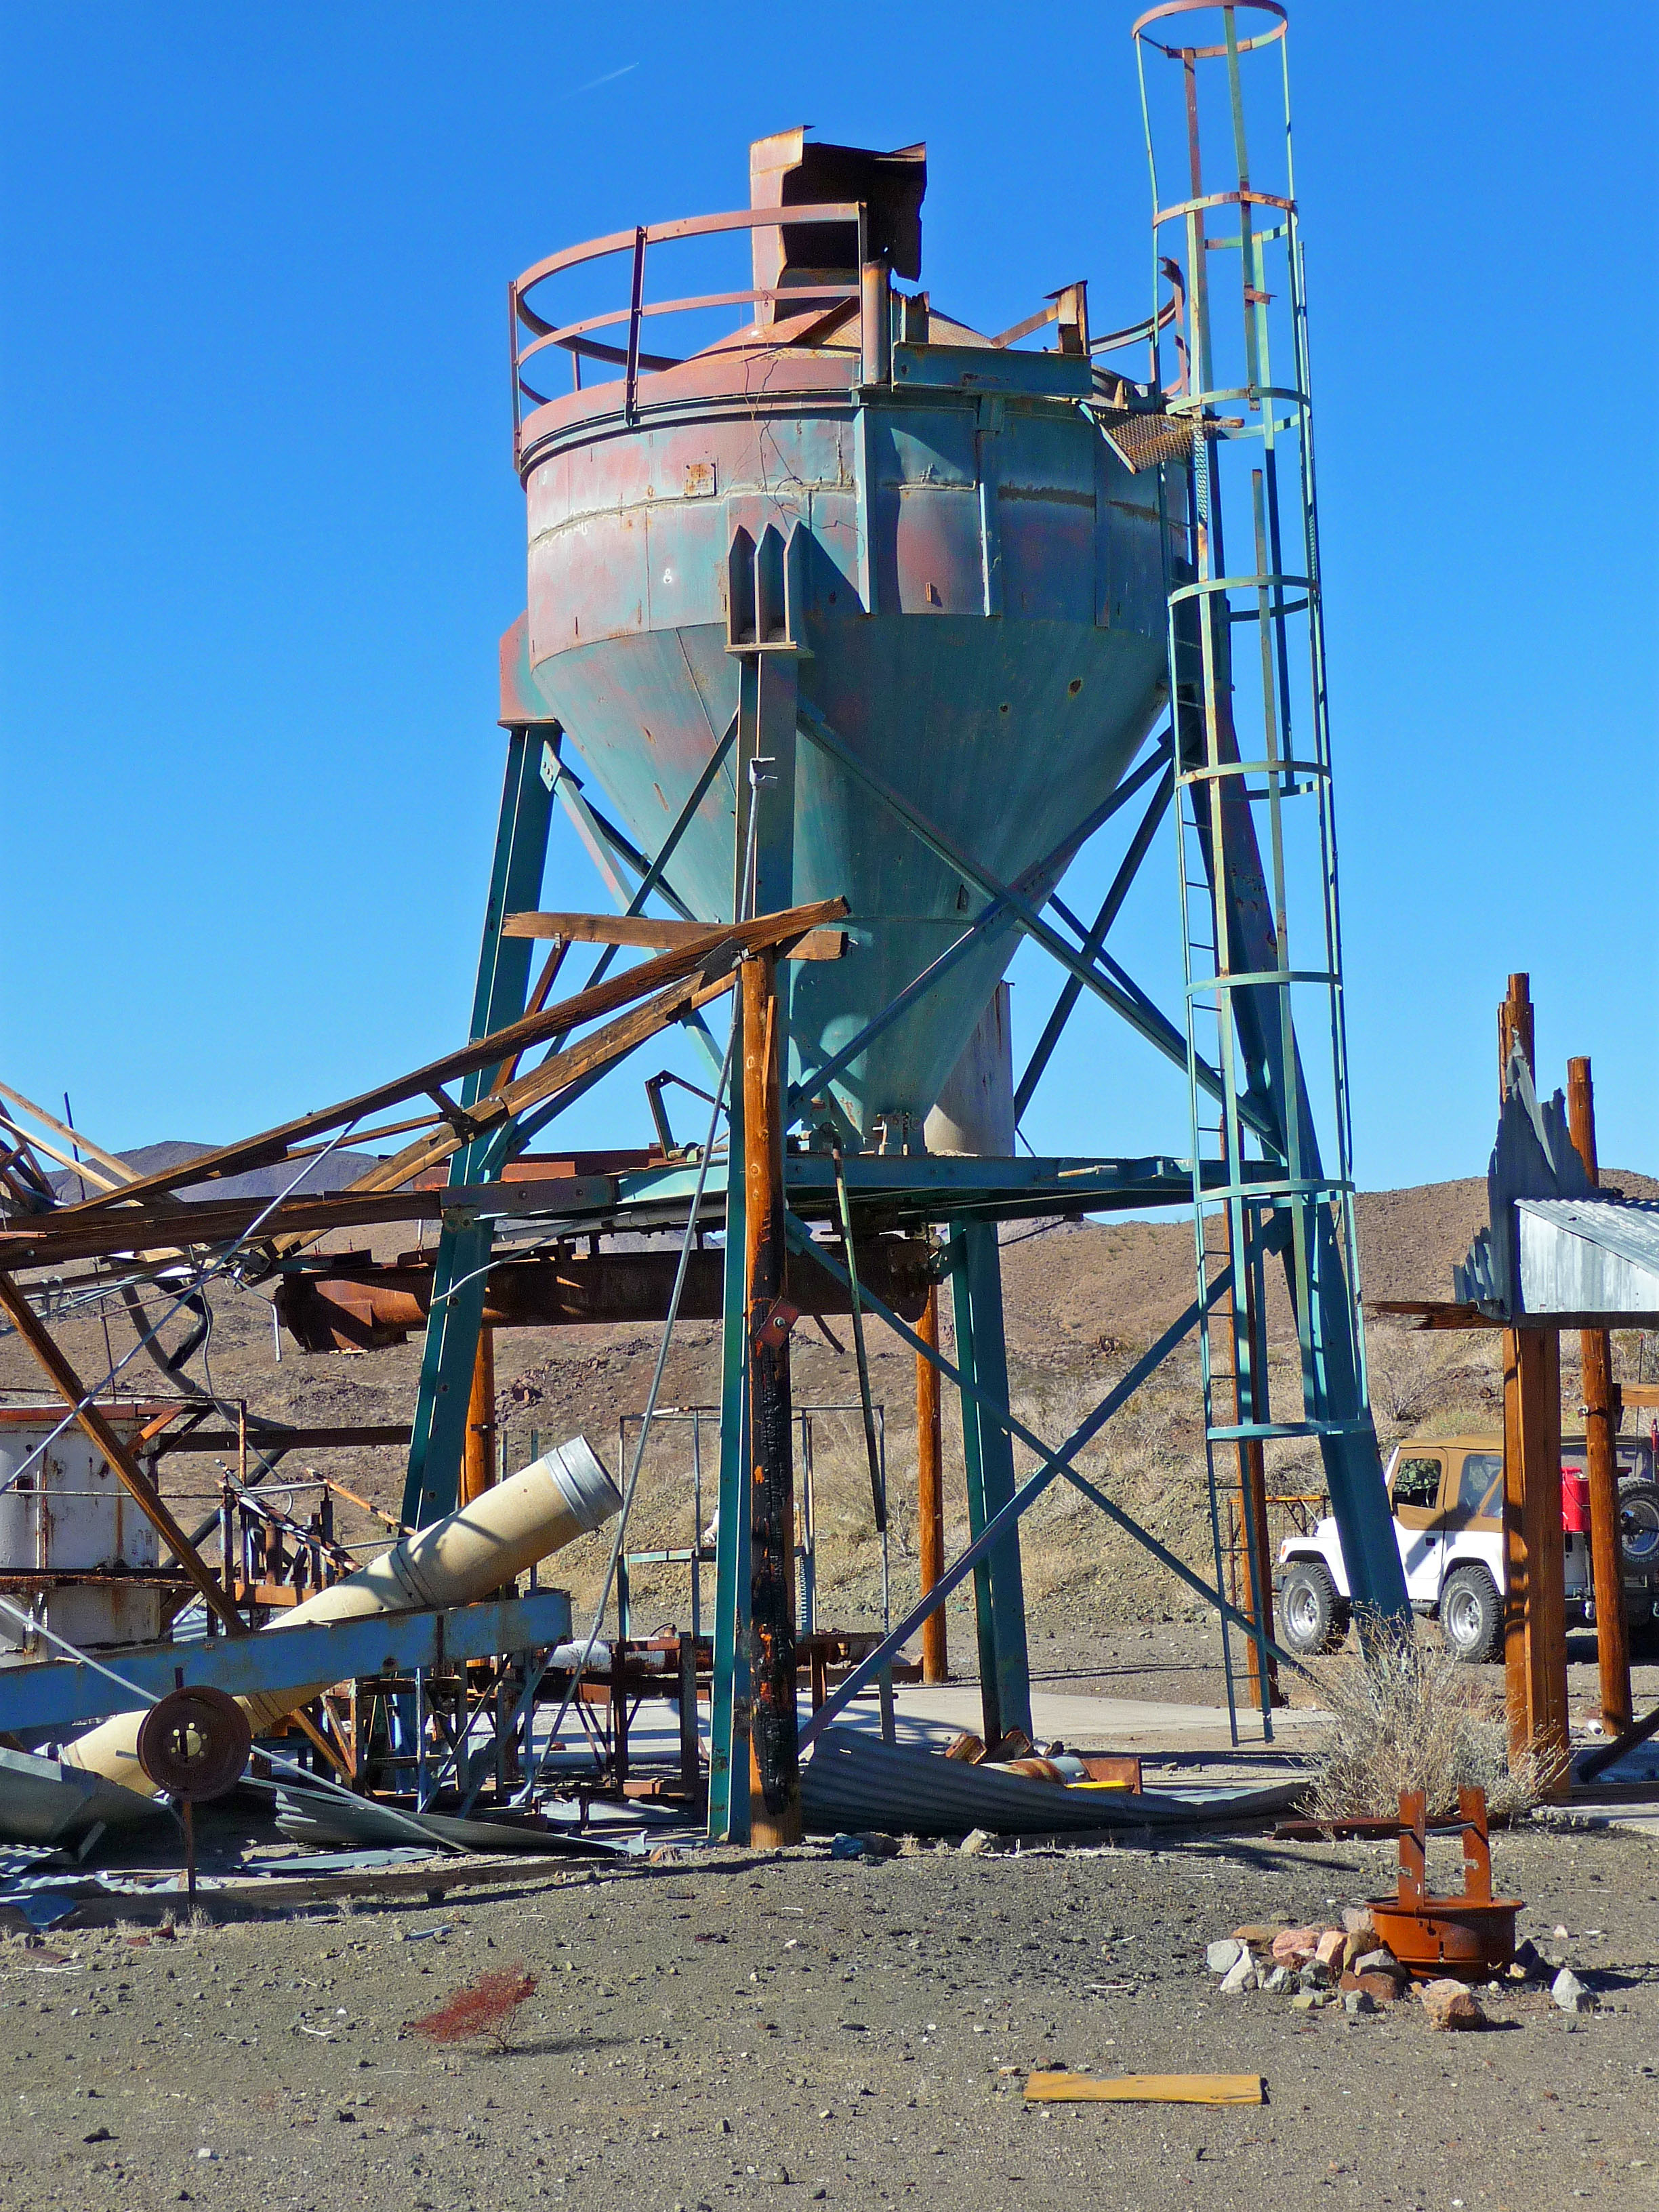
[{"left": 508, "top": 130, "right": 1181, "bottom": 1145}]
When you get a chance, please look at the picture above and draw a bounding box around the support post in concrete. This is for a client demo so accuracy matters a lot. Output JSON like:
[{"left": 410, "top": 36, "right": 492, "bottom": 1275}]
[
  {"left": 916, "top": 1274, "right": 948, "bottom": 1684},
  {"left": 1503, "top": 1326, "right": 1569, "bottom": 1776},
  {"left": 1568, "top": 1054, "right": 1633, "bottom": 1738},
  {"left": 1496, "top": 975, "right": 1568, "bottom": 1784},
  {"left": 459, "top": 1327, "right": 497, "bottom": 1509},
  {"left": 742, "top": 949, "right": 800, "bottom": 1845}
]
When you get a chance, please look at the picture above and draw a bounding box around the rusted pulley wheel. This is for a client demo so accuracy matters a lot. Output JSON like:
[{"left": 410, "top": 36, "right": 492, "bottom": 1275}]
[{"left": 137, "top": 1685, "right": 252, "bottom": 1803}]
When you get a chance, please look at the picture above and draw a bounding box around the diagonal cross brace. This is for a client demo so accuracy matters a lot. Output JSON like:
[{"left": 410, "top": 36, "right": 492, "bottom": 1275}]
[
  {"left": 779, "top": 756, "right": 1173, "bottom": 1127},
  {"left": 793, "top": 699, "right": 1276, "bottom": 1145},
  {"left": 1015, "top": 764, "right": 1174, "bottom": 1120},
  {"left": 785, "top": 1222, "right": 1305, "bottom": 1746}
]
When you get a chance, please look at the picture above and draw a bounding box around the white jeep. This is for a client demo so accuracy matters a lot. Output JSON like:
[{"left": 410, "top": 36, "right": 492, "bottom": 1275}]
[{"left": 1275, "top": 1433, "right": 1659, "bottom": 1663}]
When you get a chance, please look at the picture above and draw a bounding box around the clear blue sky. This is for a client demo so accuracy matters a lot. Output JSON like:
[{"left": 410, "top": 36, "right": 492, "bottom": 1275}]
[{"left": 3, "top": 3, "right": 1653, "bottom": 1189}]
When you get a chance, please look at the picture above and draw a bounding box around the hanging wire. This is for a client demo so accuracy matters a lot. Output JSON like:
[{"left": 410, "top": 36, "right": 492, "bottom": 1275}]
[
  {"left": 0, "top": 1120, "right": 362, "bottom": 1500},
  {"left": 521, "top": 770, "right": 767, "bottom": 1793}
]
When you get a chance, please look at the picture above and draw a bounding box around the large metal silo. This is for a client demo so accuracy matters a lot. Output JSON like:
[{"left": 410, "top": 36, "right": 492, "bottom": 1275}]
[{"left": 508, "top": 129, "right": 1179, "bottom": 1144}]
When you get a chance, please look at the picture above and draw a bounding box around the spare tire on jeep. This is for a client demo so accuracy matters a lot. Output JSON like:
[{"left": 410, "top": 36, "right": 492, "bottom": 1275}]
[
  {"left": 1279, "top": 1559, "right": 1349, "bottom": 1656},
  {"left": 1619, "top": 1478, "right": 1659, "bottom": 1570}
]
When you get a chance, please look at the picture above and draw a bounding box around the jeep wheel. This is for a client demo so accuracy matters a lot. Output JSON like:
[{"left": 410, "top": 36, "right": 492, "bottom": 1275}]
[
  {"left": 1440, "top": 1565, "right": 1502, "bottom": 1664},
  {"left": 1619, "top": 1479, "right": 1659, "bottom": 1570},
  {"left": 1279, "top": 1561, "right": 1349, "bottom": 1656}
]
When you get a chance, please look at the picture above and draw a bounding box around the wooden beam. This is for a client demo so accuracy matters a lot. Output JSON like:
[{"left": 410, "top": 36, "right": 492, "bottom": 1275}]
[
  {"left": 0, "top": 1271, "right": 249, "bottom": 1638},
  {"left": 1025, "top": 2073, "right": 1264, "bottom": 2106},
  {"left": 1502, "top": 1324, "right": 1568, "bottom": 1780},
  {"left": 743, "top": 951, "right": 801, "bottom": 1847},
  {"left": 1568, "top": 1054, "right": 1632, "bottom": 1737},
  {"left": 460, "top": 1328, "right": 497, "bottom": 1508},
  {"left": 0, "top": 1176, "right": 602, "bottom": 1271},
  {"left": 0, "top": 1081, "right": 140, "bottom": 1187},
  {"left": 56, "top": 897, "right": 846, "bottom": 1215},
  {"left": 504, "top": 912, "right": 846, "bottom": 960},
  {"left": 1495, "top": 974, "right": 1567, "bottom": 1787}
]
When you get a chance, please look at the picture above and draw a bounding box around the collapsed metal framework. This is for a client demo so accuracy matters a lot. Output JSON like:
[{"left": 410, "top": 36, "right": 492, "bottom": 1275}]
[{"left": 0, "top": 1, "right": 1409, "bottom": 1838}]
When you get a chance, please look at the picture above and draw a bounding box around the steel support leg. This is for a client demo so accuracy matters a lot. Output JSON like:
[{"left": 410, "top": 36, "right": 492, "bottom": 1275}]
[
  {"left": 402, "top": 727, "right": 558, "bottom": 1527},
  {"left": 949, "top": 1221, "right": 1031, "bottom": 1746}
]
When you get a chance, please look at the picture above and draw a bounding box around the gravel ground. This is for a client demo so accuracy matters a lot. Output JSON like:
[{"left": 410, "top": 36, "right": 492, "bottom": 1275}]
[{"left": 3, "top": 1820, "right": 1656, "bottom": 2212}]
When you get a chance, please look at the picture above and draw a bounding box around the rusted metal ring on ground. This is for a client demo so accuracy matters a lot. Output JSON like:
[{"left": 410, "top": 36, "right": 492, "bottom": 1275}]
[
  {"left": 137, "top": 1686, "right": 252, "bottom": 1803},
  {"left": 1368, "top": 1896, "right": 1521, "bottom": 1983}
]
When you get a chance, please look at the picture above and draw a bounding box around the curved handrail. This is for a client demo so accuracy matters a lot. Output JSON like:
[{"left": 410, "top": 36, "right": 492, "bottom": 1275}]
[
  {"left": 1131, "top": 0, "right": 1286, "bottom": 61},
  {"left": 509, "top": 201, "right": 869, "bottom": 453},
  {"left": 512, "top": 200, "right": 865, "bottom": 304}
]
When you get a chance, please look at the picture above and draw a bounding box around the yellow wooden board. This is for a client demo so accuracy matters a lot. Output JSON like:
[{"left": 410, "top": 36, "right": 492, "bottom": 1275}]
[{"left": 1024, "top": 2072, "right": 1264, "bottom": 2106}]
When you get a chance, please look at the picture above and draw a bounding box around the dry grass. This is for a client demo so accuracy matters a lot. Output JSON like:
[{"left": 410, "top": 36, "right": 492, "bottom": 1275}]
[{"left": 1303, "top": 1614, "right": 1565, "bottom": 1821}]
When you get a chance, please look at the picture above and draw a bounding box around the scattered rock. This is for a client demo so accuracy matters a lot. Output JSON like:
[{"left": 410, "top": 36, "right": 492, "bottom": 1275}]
[
  {"left": 1298, "top": 1957, "right": 1333, "bottom": 1991},
  {"left": 1352, "top": 1948, "right": 1401, "bottom": 1979},
  {"left": 1290, "top": 1989, "right": 1333, "bottom": 2012},
  {"left": 1553, "top": 1968, "right": 1595, "bottom": 2015},
  {"left": 1260, "top": 1965, "right": 1294, "bottom": 1994},
  {"left": 1420, "top": 1979, "right": 1486, "bottom": 2032},
  {"left": 1348, "top": 1970, "right": 1404, "bottom": 2005},
  {"left": 1232, "top": 1922, "right": 1288, "bottom": 1946},
  {"left": 1341, "top": 1905, "right": 1377, "bottom": 1943},
  {"left": 1219, "top": 1949, "right": 1258, "bottom": 1995},
  {"left": 855, "top": 1832, "right": 902, "bottom": 1859},
  {"left": 1206, "top": 1940, "right": 1243, "bottom": 1976},
  {"left": 1271, "top": 1925, "right": 1322, "bottom": 1967},
  {"left": 1314, "top": 1929, "right": 1347, "bottom": 1971},
  {"left": 1510, "top": 1940, "right": 1544, "bottom": 1980},
  {"left": 1343, "top": 1989, "right": 1376, "bottom": 2016}
]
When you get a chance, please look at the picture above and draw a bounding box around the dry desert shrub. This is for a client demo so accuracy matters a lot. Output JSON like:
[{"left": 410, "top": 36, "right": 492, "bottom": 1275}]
[
  {"left": 1303, "top": 1613, "right": 1564, "bottom": 1822},
  {"left": 408, "top": 1967, "right": 539, "bottom": 2054}
]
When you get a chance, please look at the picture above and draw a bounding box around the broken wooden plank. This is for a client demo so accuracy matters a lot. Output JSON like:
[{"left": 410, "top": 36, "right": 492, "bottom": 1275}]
[
  {"left": 0, "top": 1271, "right": 248, "bottom": 1638},
  {"left": 56, "top": 897, "right": 846, "bottom": 1214},
  {"left": 504, "top": 912, "right": 846, "bottom": 960},
  {"left": 1024, "top": 2072, "right": 1264, "bottom": 2106}
]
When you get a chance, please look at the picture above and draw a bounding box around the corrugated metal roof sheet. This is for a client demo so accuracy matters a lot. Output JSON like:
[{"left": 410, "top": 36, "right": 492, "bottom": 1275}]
[
  {"left": 1516, "top": 1197, "right": 1659, "bottom": 1323},
  {"left": 800, "top": 1727, "right": 1303, "bottom": 1837}
]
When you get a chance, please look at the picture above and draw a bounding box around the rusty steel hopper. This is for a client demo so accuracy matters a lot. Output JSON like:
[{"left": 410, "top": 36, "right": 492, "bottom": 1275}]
[{"left": 506, "top": 130, "right": 1179, "bottom": 1144}]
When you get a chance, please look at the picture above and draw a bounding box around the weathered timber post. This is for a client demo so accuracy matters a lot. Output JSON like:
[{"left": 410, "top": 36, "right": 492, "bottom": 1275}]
[
  {"left": 459, "top": 1326, "right": 497, "bottom": 1507},
  {"left": 915, "top": 1274, "right": 948, "bottom": 1683},
  {"left": 1498, "top": 975, "right": 1568, "bottom": 1784},
  {"left": 743, "top": 949, "right": 800, "bottom": 1845},
  {"left": 1567, "top": 1054, "right": 1632, "bottom": 1736}
]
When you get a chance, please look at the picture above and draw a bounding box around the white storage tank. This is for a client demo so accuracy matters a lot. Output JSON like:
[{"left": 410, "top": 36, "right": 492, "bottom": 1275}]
[{"left": 0, "top": 1406, "right": 163, "bottom": 1654}]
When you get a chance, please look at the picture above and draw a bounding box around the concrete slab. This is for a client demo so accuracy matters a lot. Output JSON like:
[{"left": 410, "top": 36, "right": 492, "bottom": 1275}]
[{"left": 861, "top": 1682, "right": 1326, "bottom": 1755}]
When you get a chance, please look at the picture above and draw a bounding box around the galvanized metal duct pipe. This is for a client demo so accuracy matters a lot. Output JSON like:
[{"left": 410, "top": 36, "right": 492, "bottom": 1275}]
[{"left": 60, "top": 1439, "right": 620, "bottom": 1798}]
